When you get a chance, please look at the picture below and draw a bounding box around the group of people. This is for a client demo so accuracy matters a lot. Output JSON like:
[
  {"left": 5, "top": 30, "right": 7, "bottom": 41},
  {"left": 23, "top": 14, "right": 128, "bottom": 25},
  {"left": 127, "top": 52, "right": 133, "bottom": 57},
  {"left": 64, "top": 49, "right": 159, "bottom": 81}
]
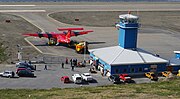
[{"left": 44, "top": 58, "right": 78, "bottom": 71}]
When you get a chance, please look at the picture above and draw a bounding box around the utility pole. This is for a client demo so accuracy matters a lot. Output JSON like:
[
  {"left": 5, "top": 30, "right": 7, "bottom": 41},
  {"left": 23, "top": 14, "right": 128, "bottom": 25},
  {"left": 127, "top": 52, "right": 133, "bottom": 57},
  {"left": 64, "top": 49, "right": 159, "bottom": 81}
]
[
  {"left": 83, "top": 42, "right": 86, "bottom": 65},
  {"left": 17, "top": 44, "right": 23, "bottom": 61}
]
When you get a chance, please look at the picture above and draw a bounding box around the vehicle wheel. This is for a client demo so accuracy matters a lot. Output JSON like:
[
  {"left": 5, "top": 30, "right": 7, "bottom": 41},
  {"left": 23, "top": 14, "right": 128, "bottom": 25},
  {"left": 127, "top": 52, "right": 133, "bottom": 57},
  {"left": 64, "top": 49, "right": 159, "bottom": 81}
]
[
  {"left": 47, "top": 42, "right": 51, "bottom": 46},
  {"left": 112, "top": 80, "right": 116, "bottom": 83},
  {"left": 108, "top": 77, "right": 110, "bottom": 81},
  {"left": 8, "top": 76, "right": 11, "bottom": 78}
]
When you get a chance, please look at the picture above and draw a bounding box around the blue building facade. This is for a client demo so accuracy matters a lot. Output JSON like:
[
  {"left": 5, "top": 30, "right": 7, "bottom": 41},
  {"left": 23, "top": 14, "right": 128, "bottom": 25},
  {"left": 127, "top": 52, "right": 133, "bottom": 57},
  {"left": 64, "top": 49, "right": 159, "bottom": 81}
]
[
  {"left": 110, "top": 63, "right": 167, "bottom": 75},
  {"left": 119, "top": 22, "right": 138, "bottom": 48}
]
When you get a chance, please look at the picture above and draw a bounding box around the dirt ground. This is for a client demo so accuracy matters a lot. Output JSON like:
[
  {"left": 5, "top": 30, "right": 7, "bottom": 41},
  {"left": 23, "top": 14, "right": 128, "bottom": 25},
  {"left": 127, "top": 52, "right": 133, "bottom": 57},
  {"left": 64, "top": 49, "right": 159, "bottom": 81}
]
[
  {"left": 0, "top": 13, "right": 41, "bottom": 63},
  {"left": 50, "top": 11, "right": 180, "bottom": 33}
]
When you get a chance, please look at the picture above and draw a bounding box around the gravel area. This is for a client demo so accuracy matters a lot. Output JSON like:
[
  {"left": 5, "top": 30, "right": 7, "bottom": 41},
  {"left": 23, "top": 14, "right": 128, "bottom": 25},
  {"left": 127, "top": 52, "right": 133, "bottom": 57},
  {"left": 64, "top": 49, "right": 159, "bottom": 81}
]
[{"left": 0, "top": 13, "right": 41, "bottom": 63}]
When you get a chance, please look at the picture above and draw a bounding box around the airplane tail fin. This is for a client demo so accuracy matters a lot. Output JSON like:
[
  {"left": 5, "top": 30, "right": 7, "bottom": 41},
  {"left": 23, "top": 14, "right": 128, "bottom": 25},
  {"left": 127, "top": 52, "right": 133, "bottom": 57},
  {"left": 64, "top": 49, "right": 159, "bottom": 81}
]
[
  {"left": 66, "top": 31, "right": 71, "bottom": 39},
  {"left": 59, "top": 28, "right": 84, "bottom": 42}
]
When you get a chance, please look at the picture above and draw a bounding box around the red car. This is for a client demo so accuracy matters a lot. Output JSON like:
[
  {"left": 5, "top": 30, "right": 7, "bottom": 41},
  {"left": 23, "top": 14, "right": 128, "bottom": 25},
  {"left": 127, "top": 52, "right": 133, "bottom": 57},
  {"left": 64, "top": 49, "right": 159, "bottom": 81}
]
[
  {"left": 61, "top": 76, "right": 70, "bottom": 83},
  {"left": 119, "top": 74, "right": 132, "bottom": 83}
]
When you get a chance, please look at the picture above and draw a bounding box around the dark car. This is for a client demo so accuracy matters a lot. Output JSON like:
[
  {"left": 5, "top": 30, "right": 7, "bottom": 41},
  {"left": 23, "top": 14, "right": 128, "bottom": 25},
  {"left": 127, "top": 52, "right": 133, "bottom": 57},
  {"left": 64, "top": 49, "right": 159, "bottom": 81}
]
[
  {"left": 16, "top": 63, "right": 36, "bottom": 70},
  {"left": 16, "top": 68, "right": 32, "bottom": 74},
  {"left": 108, "top": 74, "right": 121, "bottom": 84},
  {"left": 17, "top": 70, "right": 34, "bottom": 77}
]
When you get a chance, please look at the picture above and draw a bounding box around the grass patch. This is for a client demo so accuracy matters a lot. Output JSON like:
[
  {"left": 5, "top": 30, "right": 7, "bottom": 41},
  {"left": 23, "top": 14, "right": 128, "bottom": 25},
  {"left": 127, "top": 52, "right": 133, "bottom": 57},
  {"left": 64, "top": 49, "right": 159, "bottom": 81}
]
[
  {"left": 135, "top": 87, "right": 145, "bottom": 93},
  {"left": 1, "top": 79, "right": 180, "bottom": 98}
]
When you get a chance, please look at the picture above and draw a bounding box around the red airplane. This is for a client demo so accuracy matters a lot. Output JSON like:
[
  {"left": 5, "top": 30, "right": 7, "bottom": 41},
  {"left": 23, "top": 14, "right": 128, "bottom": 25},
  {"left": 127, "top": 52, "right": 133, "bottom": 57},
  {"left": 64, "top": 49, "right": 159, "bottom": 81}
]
[{"left": 23, "top": 27, "right": 93, "bottom": 45}]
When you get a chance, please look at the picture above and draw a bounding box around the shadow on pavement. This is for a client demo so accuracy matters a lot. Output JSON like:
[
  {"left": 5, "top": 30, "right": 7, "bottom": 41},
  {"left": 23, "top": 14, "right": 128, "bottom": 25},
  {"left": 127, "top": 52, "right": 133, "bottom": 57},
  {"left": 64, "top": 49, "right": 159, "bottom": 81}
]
[
  {"left": 88, "top": 41, "right": 106, "bottom": 45},
  {"left": 89, "top": 79, "right": 98, "bottom": 83}
]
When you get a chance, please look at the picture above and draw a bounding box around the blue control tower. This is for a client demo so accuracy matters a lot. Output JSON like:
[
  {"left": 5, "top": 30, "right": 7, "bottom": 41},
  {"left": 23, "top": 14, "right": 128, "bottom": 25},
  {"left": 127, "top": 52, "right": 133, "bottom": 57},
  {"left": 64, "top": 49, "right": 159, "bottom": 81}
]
[{"left": 116, "top": 14, "right": 139, "bottom": 49}]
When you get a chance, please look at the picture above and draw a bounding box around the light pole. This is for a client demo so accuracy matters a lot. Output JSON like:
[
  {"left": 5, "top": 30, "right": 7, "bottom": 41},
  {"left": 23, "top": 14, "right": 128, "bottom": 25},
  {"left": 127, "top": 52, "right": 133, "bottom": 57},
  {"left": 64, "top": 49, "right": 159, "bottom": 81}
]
[
  {"left": 17, "top": 44, "right": 23, "bottom": 61},
  {"left": 83, "top": 42, "right": 86, "bottom": 65}
]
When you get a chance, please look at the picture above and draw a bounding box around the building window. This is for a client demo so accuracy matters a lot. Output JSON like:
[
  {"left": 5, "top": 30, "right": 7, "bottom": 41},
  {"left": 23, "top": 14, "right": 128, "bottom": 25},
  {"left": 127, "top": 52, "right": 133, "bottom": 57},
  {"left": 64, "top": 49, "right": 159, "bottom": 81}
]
[
  {"left": 131, "top": 68, "right": 135, "bottom": 72},
  {"left": 123, "top": 69, "right": 127, "bottom": 73},
  {"left": 139, "top": 67, "right": 142, "bottom": 72},
  {"left": 144, "top": 68, "right": 148, "bottom": 71},
  {"left": 115, "top": 69, "right": 119, "bottom": 73}
]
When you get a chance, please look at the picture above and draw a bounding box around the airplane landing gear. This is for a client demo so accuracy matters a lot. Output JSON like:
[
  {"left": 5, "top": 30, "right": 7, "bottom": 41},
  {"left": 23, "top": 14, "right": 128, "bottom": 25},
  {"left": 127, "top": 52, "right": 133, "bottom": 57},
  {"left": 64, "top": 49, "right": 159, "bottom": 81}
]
[{"left": 48, "top": 38, "right": 57, "bottom": 45}]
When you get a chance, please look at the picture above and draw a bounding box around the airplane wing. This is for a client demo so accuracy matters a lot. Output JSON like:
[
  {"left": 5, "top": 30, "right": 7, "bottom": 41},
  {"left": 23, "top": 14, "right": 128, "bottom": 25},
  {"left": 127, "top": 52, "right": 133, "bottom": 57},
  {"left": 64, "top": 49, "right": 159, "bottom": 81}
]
[
  {"left": 57, "top": 27, "right": 93, "bottom": 37},
  {"left": 58, "top": 27, "right": 84, "bottom": 31},
  {"left": 23, "top": 28, "right": 93, "bottom": 45},
  {"left": 22, "top": 32, "right": 62, "bottom": 38},
  {"left": 71, "top": 30, "right": 93, "bottom": 36}
]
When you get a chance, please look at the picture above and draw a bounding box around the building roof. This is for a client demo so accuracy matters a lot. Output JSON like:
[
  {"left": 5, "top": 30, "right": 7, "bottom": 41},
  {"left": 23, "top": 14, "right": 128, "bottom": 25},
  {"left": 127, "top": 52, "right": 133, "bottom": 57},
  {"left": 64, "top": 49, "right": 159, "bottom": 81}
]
[
  {"left": 174, "top": 51, "right": 180, "bottom": 54},
  {"left": 119, "top": 14, "right": 138, "bottom": 20},
  {"left": 169, "top": 58, "right": 180, "bottom": 66},
  {"left": 89, "top": 46, "right": 168, "bottom": 65}
]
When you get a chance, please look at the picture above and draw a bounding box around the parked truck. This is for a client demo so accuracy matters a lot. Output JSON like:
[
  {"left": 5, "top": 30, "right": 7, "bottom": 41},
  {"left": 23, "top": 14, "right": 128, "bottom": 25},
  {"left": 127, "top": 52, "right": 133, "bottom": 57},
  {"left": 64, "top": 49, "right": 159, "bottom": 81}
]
[{"left": 72, "top": 74, "right": 82, "bottom": 84}]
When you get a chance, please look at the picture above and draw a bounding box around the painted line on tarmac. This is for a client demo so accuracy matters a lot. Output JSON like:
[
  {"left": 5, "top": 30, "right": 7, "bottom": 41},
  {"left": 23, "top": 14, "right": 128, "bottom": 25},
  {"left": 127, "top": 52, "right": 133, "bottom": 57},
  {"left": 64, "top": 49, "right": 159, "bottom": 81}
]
[
  {"left": 24, "top": 37, "right": 69, "bottom": 57},
  {"left": 24, "top": 37, "right": 43, "bottom": 54},
  {"left": 17, "top": 14, "right": 45, "bottom": 32},
  {"left": 14, "top": 14, "right": 46, "bottom": 54},
  {"left": 0, "top": 10, "right": 46, "bottom": 13},
  {"left": 0, "top": 5, "right": 36, "bottom": 6},
  {"left": 46, "top": 12, "right": 70, "bottom": 27}
]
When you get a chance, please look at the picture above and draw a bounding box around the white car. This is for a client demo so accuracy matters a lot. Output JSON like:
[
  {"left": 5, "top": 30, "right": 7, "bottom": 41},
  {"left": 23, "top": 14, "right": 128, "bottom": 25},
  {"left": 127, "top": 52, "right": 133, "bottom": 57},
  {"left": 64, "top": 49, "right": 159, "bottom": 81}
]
[
  {"left": 0, "top": 70, "right": 15, "bottom": 78},
  {"left": 81, "top": 73, "right": 93, "bottom": 82},
  {"left": 72, "top": 74, "right": 82, "bottom": 84}
]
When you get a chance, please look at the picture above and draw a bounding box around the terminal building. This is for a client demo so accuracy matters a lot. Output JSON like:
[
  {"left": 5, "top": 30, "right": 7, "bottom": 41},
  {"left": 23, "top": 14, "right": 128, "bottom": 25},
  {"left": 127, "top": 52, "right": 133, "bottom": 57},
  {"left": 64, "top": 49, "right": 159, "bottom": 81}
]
[{"left": 89, "top": 13, "right": 168, "bottom": 76}]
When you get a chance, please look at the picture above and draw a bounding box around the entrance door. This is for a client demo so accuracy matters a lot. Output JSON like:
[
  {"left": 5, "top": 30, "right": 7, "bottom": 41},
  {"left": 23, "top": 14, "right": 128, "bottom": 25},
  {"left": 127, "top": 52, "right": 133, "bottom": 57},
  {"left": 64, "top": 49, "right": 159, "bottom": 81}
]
[
  {"left": 150, "top": 65, "right": 157, "bottom": 72},
  {"left": 167, "top": 66, "right": 173, "bottom": 72}
]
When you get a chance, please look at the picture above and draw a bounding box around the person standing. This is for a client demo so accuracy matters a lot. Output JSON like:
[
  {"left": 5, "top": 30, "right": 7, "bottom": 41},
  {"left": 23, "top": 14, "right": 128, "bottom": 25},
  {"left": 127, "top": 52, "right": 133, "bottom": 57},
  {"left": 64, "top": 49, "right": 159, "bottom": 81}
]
[
  {"left": 70, "top": 59, "right": 72, "bottom": 66},
  {"left": 71, "top": 65, "right": 74, "bottom": 71},
  {"left": 65, "top": 58, "right": 68, "bottom": 64},
  {"left": 71, "top": 61, "right": 74, "bottom": 71},
  {"left": 34, "top": 65, "right": 36, "bottom": 70},
  {"left": 62, "top": 62, "right": 64, "bottom": 68},
  {"left": 75, "top": 59, "right": 78, "bottom": 66},
  {"left": 44, "top": 65, "right": 47, "bottom": 70}
]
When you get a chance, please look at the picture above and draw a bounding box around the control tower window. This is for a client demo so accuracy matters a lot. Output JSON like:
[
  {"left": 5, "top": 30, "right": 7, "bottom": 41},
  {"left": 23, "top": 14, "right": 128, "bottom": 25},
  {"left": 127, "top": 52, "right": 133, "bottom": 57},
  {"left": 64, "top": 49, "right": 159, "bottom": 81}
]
[{"left": 120, "top": 18, "right": 137, "bottom": 24}]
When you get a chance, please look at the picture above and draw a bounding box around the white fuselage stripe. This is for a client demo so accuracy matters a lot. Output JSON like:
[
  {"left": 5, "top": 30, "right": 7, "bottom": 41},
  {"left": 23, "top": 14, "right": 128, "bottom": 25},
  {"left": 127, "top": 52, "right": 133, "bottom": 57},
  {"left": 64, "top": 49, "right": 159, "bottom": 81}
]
[
  {"left": 0, "top": 5, "right": 36, "bottom": 7},
  {"left": 0, "top": 10, "right": 46, "bottom": 12}
]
